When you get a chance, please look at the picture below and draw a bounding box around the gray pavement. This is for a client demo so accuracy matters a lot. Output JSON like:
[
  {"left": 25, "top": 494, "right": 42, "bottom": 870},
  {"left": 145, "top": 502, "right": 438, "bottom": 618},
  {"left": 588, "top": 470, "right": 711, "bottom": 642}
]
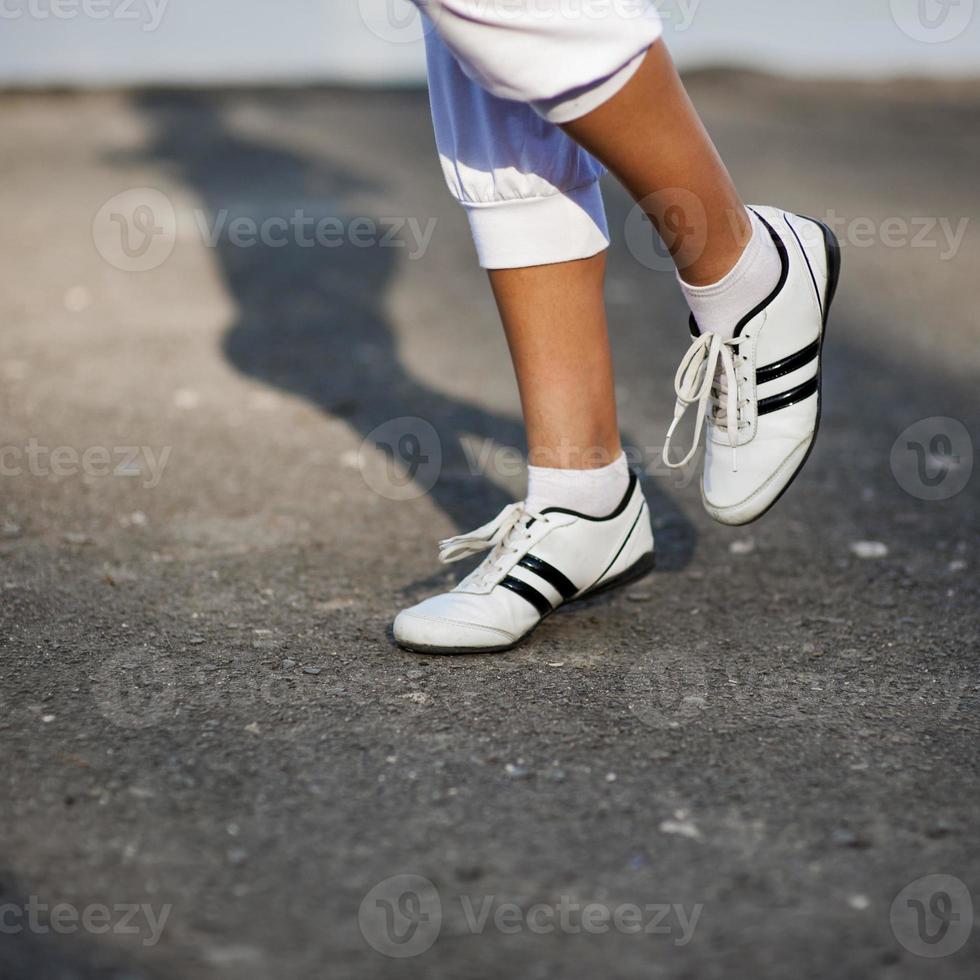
[{"left": 0, "top": 75, "right": 978, "bottom": 979}]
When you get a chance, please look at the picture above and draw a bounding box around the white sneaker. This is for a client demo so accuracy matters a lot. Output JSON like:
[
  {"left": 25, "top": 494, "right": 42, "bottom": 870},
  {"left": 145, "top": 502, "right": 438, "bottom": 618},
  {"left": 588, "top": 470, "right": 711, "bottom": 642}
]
[
  {"left": 662, "top": 205, "right": 842, "bottom": 525},
  {"left": 393, "top": 473, "right": 655, "bottom": 654}
]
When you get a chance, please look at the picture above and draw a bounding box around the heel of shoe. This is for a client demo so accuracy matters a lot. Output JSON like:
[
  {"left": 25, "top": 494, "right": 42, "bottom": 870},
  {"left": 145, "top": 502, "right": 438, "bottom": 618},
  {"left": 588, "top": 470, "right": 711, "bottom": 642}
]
[
  {"left": 820, "top": 222, "right": 842, "bottom": 326},
  {"left": 800, "top": 214, "right": 842, "bottom": 327},
  {"left": 575, "top": 550, "right": 655, "bottom": 603}
]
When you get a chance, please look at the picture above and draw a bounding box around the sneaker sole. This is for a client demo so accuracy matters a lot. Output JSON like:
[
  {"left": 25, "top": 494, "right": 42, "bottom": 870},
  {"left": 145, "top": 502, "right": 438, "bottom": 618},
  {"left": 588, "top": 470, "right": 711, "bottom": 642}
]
[
  {"left": 712, "top": 214, "right": 842, "bottom": 525},
  {"left": 396, "top": 550, "right": 656, "bottom": 656}
]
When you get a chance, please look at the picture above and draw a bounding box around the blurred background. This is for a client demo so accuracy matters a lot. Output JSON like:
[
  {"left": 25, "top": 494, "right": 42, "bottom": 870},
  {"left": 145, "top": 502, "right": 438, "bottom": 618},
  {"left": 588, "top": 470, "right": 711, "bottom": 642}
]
[
  {"left": 1, "top": 3, "right": 978, "bottom": 980},
  {"left": 2, "top": 0, "right": 980, "bottom": 86}
]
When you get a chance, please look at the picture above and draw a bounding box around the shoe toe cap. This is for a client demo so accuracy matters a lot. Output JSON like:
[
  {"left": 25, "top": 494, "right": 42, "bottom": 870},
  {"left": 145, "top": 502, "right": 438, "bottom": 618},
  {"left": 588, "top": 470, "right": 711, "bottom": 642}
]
[
  {"left": 393, "top": 598, "right": 517, "bottom": 653},
  {"left": 703, "top": 435, "right": 811, "bottom": 524}
]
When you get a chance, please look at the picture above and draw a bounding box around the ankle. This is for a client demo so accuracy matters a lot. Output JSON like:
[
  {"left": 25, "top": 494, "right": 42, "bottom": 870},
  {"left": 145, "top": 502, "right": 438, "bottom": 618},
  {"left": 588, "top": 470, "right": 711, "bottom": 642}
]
[
  {"left": 678, "top": 206, "right": 753, "bottom": 287},
  {"left": 677, "top": 207, "right": 781, "bottom": 339},
  {"left": 527, "top": 440, "right": 622, "bottom": 471},
  {"left": 525, "top": 450, "right": 630, "bottom": 518}
]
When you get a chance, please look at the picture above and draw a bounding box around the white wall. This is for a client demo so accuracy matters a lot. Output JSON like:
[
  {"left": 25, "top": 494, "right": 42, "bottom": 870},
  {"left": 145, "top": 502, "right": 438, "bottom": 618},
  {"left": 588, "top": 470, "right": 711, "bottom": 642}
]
[{"left": 1, "top": 0, "right": 978, "bottom": 86}]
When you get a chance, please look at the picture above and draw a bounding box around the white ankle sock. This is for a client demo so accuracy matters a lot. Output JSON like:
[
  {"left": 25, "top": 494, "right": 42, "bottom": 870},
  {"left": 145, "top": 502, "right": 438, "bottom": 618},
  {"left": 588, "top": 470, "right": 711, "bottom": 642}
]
[
  {"left": 525, "top": 451, "right": 630, "bottom": 518},
  {"left": 678, "top": 208, "right": 782, "bottom": 340}
]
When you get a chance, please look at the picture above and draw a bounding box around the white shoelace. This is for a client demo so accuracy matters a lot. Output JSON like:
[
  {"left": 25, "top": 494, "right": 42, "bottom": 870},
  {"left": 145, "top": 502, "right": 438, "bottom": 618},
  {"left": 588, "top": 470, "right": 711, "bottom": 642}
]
[
  {"left": 438, "top": 502, "right": 542, "bottom": 590},
  {"left": 662, "top": 332, "right": 749, "bottom": 473}
]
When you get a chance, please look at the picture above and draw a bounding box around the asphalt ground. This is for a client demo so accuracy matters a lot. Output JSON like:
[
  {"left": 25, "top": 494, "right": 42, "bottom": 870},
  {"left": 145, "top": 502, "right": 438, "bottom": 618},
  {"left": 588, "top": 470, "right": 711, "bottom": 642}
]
[{"left": 0, "top": 74, "right": 978, "bottom": 979}]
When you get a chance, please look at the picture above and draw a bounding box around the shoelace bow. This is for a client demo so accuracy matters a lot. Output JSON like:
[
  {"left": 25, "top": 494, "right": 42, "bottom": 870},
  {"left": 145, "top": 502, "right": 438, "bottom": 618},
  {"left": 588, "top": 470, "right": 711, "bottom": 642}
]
[
  {"left": 437, "top": 502, "right": 540, "bottom": 589},
  {"left": 662, "top": 332, "right": 749, "bottom": 473}
]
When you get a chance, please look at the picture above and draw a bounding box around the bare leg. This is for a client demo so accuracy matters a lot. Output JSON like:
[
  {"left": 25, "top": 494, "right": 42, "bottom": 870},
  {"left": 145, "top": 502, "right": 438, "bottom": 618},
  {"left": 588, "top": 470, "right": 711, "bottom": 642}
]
[
  {"left": 562, "top": 39, "right": 750, "bottom": 287},
  {"left": 488, "top": 253, "right": 621, "bottom": 471}
]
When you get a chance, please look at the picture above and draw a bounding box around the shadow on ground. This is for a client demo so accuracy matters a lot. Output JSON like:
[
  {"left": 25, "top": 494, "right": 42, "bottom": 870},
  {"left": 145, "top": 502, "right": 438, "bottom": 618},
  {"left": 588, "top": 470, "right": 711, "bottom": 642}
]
[
  {"left": 0, "top": 873, "right": 164, "bottom": 980},
  {"left": 128, "top": 90, "right": 696, "bottom": 569}
]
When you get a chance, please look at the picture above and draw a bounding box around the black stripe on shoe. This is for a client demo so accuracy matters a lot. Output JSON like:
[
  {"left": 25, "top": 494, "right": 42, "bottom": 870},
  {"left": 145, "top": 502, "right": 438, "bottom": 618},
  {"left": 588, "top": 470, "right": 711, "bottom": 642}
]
[
  {"left": 499, "top": 576, "right": 553, "bottom": 616},
  {"left": 517, "top": 555, "right": 578, "bottom": 601},
  {"left": 757, "top": 376, "right": 819, "bottom": 416},
  {"left": 756, "top": 339, "right": 820, "bottom": 386}
]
